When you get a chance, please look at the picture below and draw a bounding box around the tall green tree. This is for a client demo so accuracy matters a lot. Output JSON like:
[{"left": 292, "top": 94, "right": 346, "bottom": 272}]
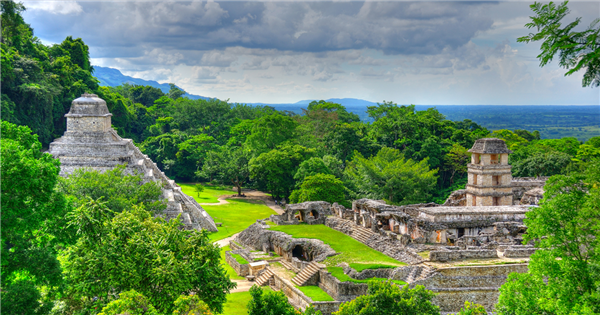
[
  {"left": 518, "top": 1, "right": 600, "bottom": 87},
  {"left": 249, "top": 144, "right": 314, "bottom": 200},
  {"left": 61, "top": 200, "right": 235, "bottom": 314},
  {"left": 289, "top": 174, "right": 348, "bottom": 207},
  {"left": 496, "top": 160, "right": 600, "bottom": 314},
  {"left": 1, "top": 121, "right": 68, "bottom": 315},
  {"left": 344, "top": 147, "right": 438, "bottom": 205}
]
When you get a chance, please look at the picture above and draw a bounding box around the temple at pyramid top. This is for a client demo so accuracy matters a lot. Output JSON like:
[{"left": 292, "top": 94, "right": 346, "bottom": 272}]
[{"left": 49, "top": 94, "right": 218, "bottom": 232}]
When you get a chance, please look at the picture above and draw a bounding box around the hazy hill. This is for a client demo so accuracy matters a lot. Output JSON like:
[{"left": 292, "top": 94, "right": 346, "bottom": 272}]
[
  {"left": 92, "top": 66, "right": 599, "bottom": 141},
  {"left": 93, "top": 66, "right": 210, "bottom": 100}
]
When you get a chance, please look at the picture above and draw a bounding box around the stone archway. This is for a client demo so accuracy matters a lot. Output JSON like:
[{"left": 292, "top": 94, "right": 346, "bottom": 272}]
[
  {"left": 292, "top": 245, "right": 307, "bottom": 261},
  {"left": 309, "top": 210, "right": 319, "bottom": 220}
]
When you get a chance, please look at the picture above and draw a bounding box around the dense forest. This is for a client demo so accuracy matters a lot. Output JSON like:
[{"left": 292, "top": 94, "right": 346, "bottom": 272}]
[{"left": 2, "top": 1, "right": 599, "bottom": 206}]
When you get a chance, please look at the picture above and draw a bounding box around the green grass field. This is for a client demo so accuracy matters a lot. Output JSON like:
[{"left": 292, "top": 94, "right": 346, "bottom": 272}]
[
  {"left": 231, "top": 253, "right": 249, "bottom": 264},
  {"left": 268, "top": 225, "right": 406, "bottom": 267},
  {"left": 179, "top": 183, "right": 236, "bottom": 203},
  {"left": 296, "top": 286, "right": 334, "bottom": 301},
  {"left": 204, "top": 199, "right": 277, "bottom": 241},
  {"left": 349, "top": 263, "right": 398, "bottom": 272},
  {"left": 327, "top": 267, "right": 407, "bottom": 285},
  {"left": 222, "top": 287, "right": 274, "bottom": 315},
  {"left": 220, "top": 245, "right": 245, "bottom": 280}
]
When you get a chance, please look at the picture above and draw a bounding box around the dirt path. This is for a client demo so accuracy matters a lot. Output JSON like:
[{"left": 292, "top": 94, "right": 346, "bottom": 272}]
[
  {"left": 199, "top": 188, "right": 285, "bottom": 215},
  {"left": 230, "top": 279, "right": 255, "bottom": 293}
]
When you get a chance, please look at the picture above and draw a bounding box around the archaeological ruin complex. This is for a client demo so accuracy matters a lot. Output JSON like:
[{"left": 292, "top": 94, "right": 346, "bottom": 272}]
[
  {"left": 48, "top": 94, "right": 218, "bottom": 232},
  {"left": 227, "top": 137, "right": 546, "bottom": 314}
]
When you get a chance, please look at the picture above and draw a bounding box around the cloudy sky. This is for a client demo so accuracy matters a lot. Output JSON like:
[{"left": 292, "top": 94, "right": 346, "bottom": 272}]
[{"left": 23, "top": 0, "right": 600, "bottom": 105}]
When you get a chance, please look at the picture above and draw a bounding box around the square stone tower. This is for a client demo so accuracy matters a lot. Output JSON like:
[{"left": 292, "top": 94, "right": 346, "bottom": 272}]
[{"left": 466, "top": 138, "right": 513, "bottom": 206}]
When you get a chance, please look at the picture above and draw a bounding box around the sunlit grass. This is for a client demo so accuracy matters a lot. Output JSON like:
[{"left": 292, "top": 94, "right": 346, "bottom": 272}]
[
  {"left": 296, "top": 286, "right": 334, "bottom": 301},
  {"left": 179, "top": 182, "right": 236, "bottom": 203},
  {"left": 204, "top": 199, "right": 277, "bottom": 241},
  {"left": 222, "top": 287, "right": 274, "bottom": 315},
  {"left": 327, "top": 267, "right": 407, "bottom": 285},
  {"left": 349, "top": 263, "right": 397, "bottom": 272},
  {"left": 268, "top": 225, "right": 406, "bottom": 267}
]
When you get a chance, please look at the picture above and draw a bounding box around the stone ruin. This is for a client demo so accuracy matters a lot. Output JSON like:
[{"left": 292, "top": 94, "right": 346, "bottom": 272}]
[
  {"left": 270, "top": 201, "right": 332, "bottom": 225},
  {"left": 224, "top": 137, "right": 546, "bottom": 314},
  {"left": 48, "top": 94, "right": 218, "bottom": 231}
]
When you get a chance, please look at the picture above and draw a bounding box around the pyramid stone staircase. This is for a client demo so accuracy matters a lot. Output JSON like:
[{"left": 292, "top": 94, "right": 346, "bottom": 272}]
[{"left": 48, "top": 94, "right": 218, "bottom": 232}]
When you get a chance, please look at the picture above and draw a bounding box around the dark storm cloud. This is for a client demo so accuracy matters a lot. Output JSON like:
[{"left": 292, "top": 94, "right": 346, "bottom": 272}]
[{"left": 25, "top": 1, "right": 495, "bottom": 60}]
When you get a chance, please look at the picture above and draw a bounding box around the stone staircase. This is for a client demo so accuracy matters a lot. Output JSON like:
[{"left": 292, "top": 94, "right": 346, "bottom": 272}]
[
  {"left": 255, "top": 269, "right": 275, "bottom": 286},
  {"left": 406, "top": 265, "right": 436, "bottom": 284},
  {"left": 279, "top": 259, "right": 295, "bottom": 272},
  {"left": 351, "top": 225, "right": 376, "bottom": 243},
  {"left": 291, "top": 262, "right": 324, "bottom": 286}
]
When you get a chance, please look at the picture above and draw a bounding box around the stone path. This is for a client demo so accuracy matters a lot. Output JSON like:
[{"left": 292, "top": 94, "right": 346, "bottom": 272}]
[
  {"left": 215, "top": 233, "right": 240, "bottom": 248},
  {"left": 199, "top": 188, "right": 285, "bottom": 215},
  {"left": 230, "top": 279, "right": 255, "bottom": 293}
]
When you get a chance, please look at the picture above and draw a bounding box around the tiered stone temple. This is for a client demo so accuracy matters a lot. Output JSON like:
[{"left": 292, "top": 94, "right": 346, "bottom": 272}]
[
  {"left": 466, "top": 138, "right": 513, "bottom": 206},
  {"left": 49, "top": 94, "right": 218, "bottom": 232}
]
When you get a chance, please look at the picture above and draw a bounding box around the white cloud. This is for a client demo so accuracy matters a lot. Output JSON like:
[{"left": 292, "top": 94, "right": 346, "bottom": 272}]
[{"left": 23, "top": 0, "right": 82, "bottom": 15}]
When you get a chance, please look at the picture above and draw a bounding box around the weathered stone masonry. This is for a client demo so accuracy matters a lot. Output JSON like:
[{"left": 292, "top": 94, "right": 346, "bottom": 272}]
[{"left": 48, "top": 94, "right": 218, "bottom": 232}]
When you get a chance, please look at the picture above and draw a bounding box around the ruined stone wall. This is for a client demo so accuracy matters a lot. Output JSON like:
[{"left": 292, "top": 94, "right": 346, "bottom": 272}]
[
  {"left": 413, "top": 264, "right": 529, "bottom": 313},
  {"left": 318, "top": 269, "right": 369, "bottom": 301},
  {"left": 236, "top": 223, "right": 336, "bottom": 262},
  {"left": 225, "top": 250, "right": 249, "bottom": 276},
  {"left": 429, "top": 249, "right": 498, "bottom": 262},
  {"left": 325, "top": 217, "right": 424, "bottom": 264}
]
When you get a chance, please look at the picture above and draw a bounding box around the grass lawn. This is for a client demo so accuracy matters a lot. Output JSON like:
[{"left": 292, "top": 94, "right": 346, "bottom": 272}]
[
  {"left": 268, "top": 225, "right": 407, "bottom": 267},
  {"left": 179, "top": 183, "right": 236, "bottom": 203},
  {"left": 296, "top": 286, "right": 334, "bottom": 301},
  {"left": 327, "top": 267, "right": 407, "bottom": 285},
  {"left": 231, "top": 253, "right": 249, "bottom": 264},
  {"left": 222, "top": 287, "right": 273, "bottom": 315},
  {"left": 220, "top": 245, "right": 245, "bottom": 280},
  {"left": 349, "top": 263, "right": 397, "bottom": 272},
  {"left": 204, "top": 199, "right": 277, "bottom": 242}
]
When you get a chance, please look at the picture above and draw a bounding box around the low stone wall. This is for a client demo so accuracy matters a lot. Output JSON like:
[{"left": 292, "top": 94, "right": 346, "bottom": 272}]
[
  {"left": 225, "top": 251, "right": 249, "bottom": 276},
  {"left": 504, "top": 247, "right": 536, "bottom": 258},
  {"left": 430, "top": 249, "right": 498, "bottom": 262},
  {"left": 318, "top": 269, "right": 369, "bottom": 301},
  {"left": 271, "top": 273, "right": 341, "bottom": 315}
]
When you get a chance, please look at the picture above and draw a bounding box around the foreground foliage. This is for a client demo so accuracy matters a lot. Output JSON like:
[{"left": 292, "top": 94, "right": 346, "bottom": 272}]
[
  {"left": 1, "top": 121, "right": 68, "bottom": 315},
  {"left": 333, "top": 281, "right": 440, "bottom": 315},
  {"left": 518, "top": 1, "right": 600, "bottom": 87},
  {"left": 496, "top": 159, "right": 600, "bottom": 314},
  {"left": 247, "top": 286, "right": 322, "bottom": 315},
  {"left": 61, "top": 200, "right": 235, "bottom": 314}
]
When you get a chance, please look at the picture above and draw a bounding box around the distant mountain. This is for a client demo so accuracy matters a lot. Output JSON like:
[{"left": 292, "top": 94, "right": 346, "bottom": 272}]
[
  {"left": 92, "top": 66, "right": 210, "bottom": 100},
  {"left": 91, "top": 66, "right": 599, "bottom": 141}
]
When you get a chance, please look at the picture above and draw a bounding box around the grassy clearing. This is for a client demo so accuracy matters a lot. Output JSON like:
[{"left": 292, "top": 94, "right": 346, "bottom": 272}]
[
  {"left": 231, "top": 253, "right": 249, "bottom": 264},
  {"left": 418, "top": 251, "right": 430, "bottom": 259},
  {"left": 268, "top": 225, "right": 406, "bottom": 267},
  {"left": 179, "top": 182, "right": 236, "bottom": 203},
  {"left": 296, "top": 286, "right": 334, "bottom": 301},
  {"left": 327, "top": 267, "right": 407, "bottom": 285},
  {"left": 222, "top": 287, "right": 273, "bottom": 315},
  {"left": 204, "top": 199, "right": 277, "bottom": 242},
  {"left": 349, "top": 263, "right": 397, "bottom": 272},
  {"left": 220, "top": 246, "right": 245, "bottom": 280}
]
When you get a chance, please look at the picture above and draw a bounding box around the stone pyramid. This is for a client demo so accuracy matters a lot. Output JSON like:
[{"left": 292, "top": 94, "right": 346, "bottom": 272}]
[{"left": 49, "top": 94, "right": 218, "bottom": 232}]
